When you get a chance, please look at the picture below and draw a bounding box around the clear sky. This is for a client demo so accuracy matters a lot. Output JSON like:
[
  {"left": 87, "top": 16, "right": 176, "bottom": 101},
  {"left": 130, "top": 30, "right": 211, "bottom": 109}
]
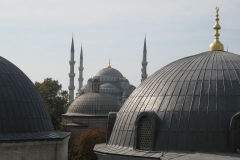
[{"left": 0, "top": 0, "right": 240, "bottom": 92}]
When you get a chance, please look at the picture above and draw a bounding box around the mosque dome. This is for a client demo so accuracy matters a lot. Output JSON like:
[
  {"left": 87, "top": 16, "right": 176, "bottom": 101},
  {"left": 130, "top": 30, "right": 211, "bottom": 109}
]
[
  {"left": 100, "top": 83, "right": 118, "bottom": 90},
  {"left": 66, "top": 92, "right": 120, "bottom": 116},
  {"left": 95, "top": 67, "right": 123, "bottom": 77},
  {"left": 107, "top": 51, "right": 240, "bottom": 152},
  {"left": 0, "top": 57, "right": 69, "bottom": 141}
]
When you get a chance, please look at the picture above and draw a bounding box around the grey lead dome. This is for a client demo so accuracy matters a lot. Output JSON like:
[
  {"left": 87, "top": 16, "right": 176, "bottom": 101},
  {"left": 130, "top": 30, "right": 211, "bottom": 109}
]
[
  {"left": 66, "top": 92, "right": 120, "bottom": 116},
  {"left": 108, "top": 51, "right": 240, "bottom": 151},
  {"left": 0, "top": 57, "right": 54, "bottom": 134},
  {"left": 95, "top": 67, "right": 123, "bottom": 77}
]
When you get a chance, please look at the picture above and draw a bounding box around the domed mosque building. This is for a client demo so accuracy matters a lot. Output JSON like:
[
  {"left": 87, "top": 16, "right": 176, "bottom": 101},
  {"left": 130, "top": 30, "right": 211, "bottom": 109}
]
[
  {"left": 0, "top": 57, "right": 70, "bottom": 159},
  {"left": 94, "top": 8, "right": 240, "bottom": 159},
  {"left": 67, "top": 35, "right": 149, "bottom": 106},
  {"left": 62, "top": 35, "right": 148, "bottom": 142},
  {"left": 83, "top": 61, "right": 136, "bottom": 106}
]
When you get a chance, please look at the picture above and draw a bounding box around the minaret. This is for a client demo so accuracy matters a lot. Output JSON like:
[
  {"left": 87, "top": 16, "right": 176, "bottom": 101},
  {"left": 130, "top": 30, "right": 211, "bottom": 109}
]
[
  {"left": 210, "top": 7, "right": 224, "bottom": 51},
  {"left": 141, "top": 35, "right": 148, "bottom": 82},
  {"left": 78, "top": 45, "right": 84, "bottom": 96},
  {"left": 68, "top": 37, "right": 75, "bottom": 103}
]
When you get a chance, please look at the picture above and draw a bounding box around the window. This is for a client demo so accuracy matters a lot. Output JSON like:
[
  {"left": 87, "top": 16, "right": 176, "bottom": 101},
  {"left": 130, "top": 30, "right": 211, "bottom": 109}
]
[
  {"left": 134, "top": 111, "right": 160, "bottom": 151},
  {"left": 229, "top": 112, "right": 240, "bottom": 152},
  {"left": 137, "top": 117, "right": 152, "bottom": 150},
  {"left": 236, "top": 118, "right": 240, "bottom": 151}
]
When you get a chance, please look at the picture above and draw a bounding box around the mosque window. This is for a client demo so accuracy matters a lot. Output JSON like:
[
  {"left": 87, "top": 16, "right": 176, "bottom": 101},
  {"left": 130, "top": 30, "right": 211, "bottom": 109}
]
[
  {"left": 235, "top": 118, "right": 240, "bottom": 152},
  {"left": 137, "top": 116, "right": 152, "bottom": 150},
  {"left": 230, "top": 112, "right": 240, "bottom": 152},
  {"left": 134, "top": 111, "right": 160, "bottom": 151}
]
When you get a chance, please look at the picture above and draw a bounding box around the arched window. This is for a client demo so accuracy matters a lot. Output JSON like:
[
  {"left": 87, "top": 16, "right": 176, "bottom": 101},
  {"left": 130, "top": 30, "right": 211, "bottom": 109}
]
[
  {"left": 229, "top": 112, "right": 240, "bottom": 152},
  {"left": 134, "top": 111, "right": 160, "bottom": 151},
  {"left": 137, "top": 116, "right": 152, "bottom": 150},
  {"left": 235, "top": 117, "right": 240, "bottom": 152}
]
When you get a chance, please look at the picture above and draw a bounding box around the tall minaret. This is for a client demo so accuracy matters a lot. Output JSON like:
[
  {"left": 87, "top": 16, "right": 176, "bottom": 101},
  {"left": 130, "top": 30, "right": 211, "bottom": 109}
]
[
  {"left": 69, "top": 37, "right": 75, "bottom": 103},
  {"left": 141, "top": 35, "right": 148, "bottom": 82},
  {"left": 77, "top": 45, "right": 84, "bottom": 96}
]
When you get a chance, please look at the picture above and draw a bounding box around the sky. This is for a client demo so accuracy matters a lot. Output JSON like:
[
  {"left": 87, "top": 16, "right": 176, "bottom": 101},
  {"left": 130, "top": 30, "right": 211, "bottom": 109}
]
[{"left": 0, "top": 0, "right": 240, "bottom": 92}]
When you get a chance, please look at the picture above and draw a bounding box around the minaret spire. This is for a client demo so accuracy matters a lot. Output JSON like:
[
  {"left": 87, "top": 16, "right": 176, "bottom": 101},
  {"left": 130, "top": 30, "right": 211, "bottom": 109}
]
[
  {"left": 141, "top": 35, "right": 148, "bottom": 82},
  {"left": 69, "top": 36, "right": 75, "bottom": 103},
  {"left": 210, "top": 7, "right": 224, "bottom": 51},
  {"left": 77, "top": 44, "right": 84, "bottom": 97}
]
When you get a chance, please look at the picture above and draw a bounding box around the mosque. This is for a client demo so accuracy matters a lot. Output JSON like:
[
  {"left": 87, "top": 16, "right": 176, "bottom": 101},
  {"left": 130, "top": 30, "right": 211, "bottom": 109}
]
[
  {"left": 94, "top": 7, "right": 240, "bottom": 159},
  {"left": 61, "top": 32, "right": 148, "bottom": 143},
  {"left": 67, "top": 35, "right": 148, "bottom": 106}
]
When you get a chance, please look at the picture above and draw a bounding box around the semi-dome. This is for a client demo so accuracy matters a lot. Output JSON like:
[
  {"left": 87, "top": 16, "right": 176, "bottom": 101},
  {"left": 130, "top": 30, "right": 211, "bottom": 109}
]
[
  {"left": 66, "top": 92, "right": 120, "bottom": 116},
  {"left": 100, "top": 83, "right": 118, "bottom": 89},
  {"left": 107, "top": 51, "right": 240, "bottom": 152},
  {"left": 95, "top": 67, "right": 123, "bottom": 77},
  {"left": 0, "top": 56, "right": 68, "bottom": 140}
]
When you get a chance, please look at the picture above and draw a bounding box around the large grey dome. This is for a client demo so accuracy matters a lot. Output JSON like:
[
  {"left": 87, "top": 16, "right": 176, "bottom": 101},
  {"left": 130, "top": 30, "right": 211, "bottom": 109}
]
[
  {"left": 0, "top": 57, "right": 68, "bottom": 141},
  {"left": 95, "top": 67, "right": 123, "bottom": 77},
  {"left": 108, "top": 51, "right": 240, "bottom": 152},
  {"left": 66, "top": 92, "right": 120, "bottom": 116}
]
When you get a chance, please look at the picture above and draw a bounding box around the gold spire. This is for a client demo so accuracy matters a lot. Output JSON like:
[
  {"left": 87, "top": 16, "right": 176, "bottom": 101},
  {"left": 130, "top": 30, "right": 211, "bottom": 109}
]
[
  {"left": 210, "top": 7, "right": 224, "bottom": 51},
  {"left": 107, "top": 59, "right": 111, "bottom": 68}
]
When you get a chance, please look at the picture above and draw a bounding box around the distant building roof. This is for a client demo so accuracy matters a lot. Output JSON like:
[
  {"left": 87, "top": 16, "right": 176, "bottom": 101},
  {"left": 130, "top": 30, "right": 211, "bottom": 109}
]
[
  {"left": 95, "top": 67, "right": 123, "bottom": 77},
  {"left": 65, "top": 92, "right": 120, "bottom": 116}
]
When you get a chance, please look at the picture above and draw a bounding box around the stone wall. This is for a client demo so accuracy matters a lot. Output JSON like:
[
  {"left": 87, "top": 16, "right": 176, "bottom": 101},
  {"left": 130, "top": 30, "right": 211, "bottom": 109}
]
[
  {"left": 0, "top": 135, "right": 70, "bottom": 160},
  {"left": 62, "top": 116, "right": 108, "bottom": 144}
]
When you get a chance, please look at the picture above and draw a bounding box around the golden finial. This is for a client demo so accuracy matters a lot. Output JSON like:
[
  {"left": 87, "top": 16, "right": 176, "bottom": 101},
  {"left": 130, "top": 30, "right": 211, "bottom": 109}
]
[
  {"left": 107, "top": 59, "right": 111, "bottom": 68},
  {"left": 210, "top": 7, "right": 224, "bottom": 51}
]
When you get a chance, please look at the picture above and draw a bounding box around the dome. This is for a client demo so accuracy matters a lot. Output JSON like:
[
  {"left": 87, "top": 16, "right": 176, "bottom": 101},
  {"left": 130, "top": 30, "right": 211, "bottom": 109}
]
[
  {"left": 108, "top": 51, "right": 240, "bottom": 152},
  {"left": 88, "top": 78, "right": 93, "bottom": 82},
  {"left": 81, "top": 84, "right": 88, "bottom": 89},
  {"left": 95, "top": 67, "right": 123, "bottom": 77},
  {"left": 100, "top": 83, "right": 118, "bottom": 89},
  {"left": 66, "top": 92, "right": 120, "bottom": 116},
  {"left": 0, "top": 57, "right": 68, "bottom": 141}
]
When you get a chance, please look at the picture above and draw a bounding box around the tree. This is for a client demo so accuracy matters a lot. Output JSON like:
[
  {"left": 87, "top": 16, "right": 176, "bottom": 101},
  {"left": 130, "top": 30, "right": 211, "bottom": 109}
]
[
  {"left": 35, "top": 78, "right": 69, "bottom": 129},
  {"left": 70, "top": 129, "right": 106, "bottom": 160}
]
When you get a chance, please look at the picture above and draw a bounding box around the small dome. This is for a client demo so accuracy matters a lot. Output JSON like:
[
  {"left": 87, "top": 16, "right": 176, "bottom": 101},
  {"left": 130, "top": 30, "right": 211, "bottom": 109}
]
[
  {"left": 108, "top": 51, "right": 240, "bottom": 152},
  {"left": 66, "top": 92, "right": 120, "bottom": 116},
  {"left": 88, "top": 78, "right": 93, "bottom": 82},
  {"left": 100, "top": 83, "right": 118, "bottom": 89},
  {"left": 95, "top": 67, "right": 123, "bottom": 77},
  {"left": 81, "top": 84, "right": 88, "bottom": 89}
]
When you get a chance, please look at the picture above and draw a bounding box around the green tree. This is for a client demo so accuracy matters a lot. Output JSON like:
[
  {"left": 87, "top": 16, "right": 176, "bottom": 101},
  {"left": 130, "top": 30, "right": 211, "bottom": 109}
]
[{"left": 35, "top": 78, "right": 69, "bottom": 129}]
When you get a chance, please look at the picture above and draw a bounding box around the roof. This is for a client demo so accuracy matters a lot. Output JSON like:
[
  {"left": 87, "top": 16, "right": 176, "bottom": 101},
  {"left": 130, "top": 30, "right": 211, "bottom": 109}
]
[
  {"left": 94, "top": 144, "right": 240, "bottom": 160},
  {"left": 95, "top": 67, "right": 123, "bottom": 77},
  {"left": 0, "top": 56, "right": 69, "bottom": 140},
  {"left": 65, "top": 92, "right": 120, "bottom": 116},
  {"left": 107, "top": 51, "right": 240, "bottom": 152}
]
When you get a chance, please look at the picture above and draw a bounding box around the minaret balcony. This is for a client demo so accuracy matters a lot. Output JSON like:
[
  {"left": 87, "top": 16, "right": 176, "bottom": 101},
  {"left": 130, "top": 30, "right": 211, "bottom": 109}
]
[
  {"left": 69, "top": 73, "right": 75, "bottom": 77},
  {"left": 78, "top": 67, "right": 84, "bottom": 71},
  {"left": 68, "top": 86, "right": 75, "bottom": 90},
  {"left": 69, "top": 61, "right": 76, "bottom": 65}
]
